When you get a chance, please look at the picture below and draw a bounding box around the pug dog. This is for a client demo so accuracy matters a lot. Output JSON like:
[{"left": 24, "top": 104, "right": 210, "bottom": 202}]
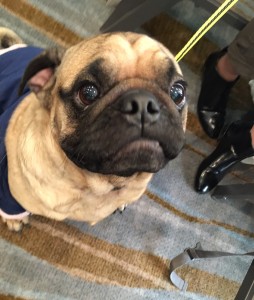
[{"left": 0, "top": 28, "right": 187, "bottom": 231}]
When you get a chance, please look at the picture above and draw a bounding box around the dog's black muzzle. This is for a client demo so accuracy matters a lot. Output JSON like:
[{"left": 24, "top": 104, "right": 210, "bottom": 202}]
[{"left": 61, "top": 88, "right": 185, "bottom": 176}]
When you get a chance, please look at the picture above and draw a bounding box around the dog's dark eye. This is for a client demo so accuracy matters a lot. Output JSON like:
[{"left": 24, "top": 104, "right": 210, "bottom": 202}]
[
  {"left": 78, "top": 83, "right": 99, "bottom": 105},
  {"left": 170, "top": 82, "right": 186, "bottom": 109}
]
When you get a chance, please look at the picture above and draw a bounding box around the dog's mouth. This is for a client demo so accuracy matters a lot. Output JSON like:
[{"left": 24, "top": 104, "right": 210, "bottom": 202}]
[
  {"left": 115, "top": 139, "right": 163, "bottom": 158},
  {"left": 65, "top": 138, "right": 168, "bottom": 176},
  {"left": 103, "top": 138, "right": 167, "bottom": 176}
]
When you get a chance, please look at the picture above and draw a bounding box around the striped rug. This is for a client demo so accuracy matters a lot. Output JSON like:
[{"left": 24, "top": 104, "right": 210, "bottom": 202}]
[{"left": 0, "top": 1, "right": 254, "bottom": 300}]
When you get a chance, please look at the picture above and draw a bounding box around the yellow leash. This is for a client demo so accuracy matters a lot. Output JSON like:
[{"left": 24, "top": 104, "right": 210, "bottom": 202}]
[{"left": 176, "top": 0, "right": 239, "bottom": 62}]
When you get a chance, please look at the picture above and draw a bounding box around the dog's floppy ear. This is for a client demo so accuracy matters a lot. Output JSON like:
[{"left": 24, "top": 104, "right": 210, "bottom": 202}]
[{"left": 19, "top": 47, "right": 65, "bottom": 108}]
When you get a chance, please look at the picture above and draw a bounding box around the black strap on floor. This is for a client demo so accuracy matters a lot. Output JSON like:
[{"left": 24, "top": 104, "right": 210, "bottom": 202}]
[{"left": 169, "top": 242, "right": 254, "bottom": 293}]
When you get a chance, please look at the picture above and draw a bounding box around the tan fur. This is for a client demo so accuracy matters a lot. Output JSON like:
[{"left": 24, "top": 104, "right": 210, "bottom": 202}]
[
  {"left": 4, "top": 31, "right": 187, "bottom": 230},
  {"left": 59, "top": 34, "right": 182, "bottom": 89},
  {"left": 6, "top": 93, "right": 152, "bottom": 225}
]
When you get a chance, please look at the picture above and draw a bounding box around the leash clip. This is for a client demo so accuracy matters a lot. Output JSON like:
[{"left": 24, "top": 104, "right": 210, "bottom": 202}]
[
  {"left": 169, "top": 243, "right": 203, "bottom": 291},
  {"left": 185, "top": 242, "right": 202, "bottom": 260}
]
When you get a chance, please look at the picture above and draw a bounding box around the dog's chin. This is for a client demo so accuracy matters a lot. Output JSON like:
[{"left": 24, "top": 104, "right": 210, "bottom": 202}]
[
  {"left": 69, "top": 140, "right": 169, "bottom": 177},
  {"left": 106, "top": 139, "right": 168, "bottom": 176}
]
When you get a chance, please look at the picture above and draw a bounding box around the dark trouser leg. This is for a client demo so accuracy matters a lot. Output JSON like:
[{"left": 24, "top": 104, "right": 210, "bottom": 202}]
[{"left": 197, "top": 19, "right": 254, "bottom": 139}]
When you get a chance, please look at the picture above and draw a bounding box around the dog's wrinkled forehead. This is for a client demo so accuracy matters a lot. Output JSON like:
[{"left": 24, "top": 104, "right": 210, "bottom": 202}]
[{"left": 57, "top": 32, "right": 182, "bottom": 89}]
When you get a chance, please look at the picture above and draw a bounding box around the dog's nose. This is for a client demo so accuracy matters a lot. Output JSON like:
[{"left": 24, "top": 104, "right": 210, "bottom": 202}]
[{"left": 118, "top": 89, "right": 160, "bottom": 125}]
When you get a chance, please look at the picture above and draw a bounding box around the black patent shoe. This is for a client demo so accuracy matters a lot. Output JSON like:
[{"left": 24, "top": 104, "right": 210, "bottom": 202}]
[
  {"left": 197, "top": 48, "right": 239, "bottom": 139},
  {"left": 195, "top": 121, "right": 254, "bottom": 193}
]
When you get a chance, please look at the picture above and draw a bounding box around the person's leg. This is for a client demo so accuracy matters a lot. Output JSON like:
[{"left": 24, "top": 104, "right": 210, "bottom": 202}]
[
  {"left": 197, "top": 19, "right": 254, "bottom": 139},
  {"left": 216, "top": 54, "right": 239, "bottom": 81},
  {"left": 227, "top": 19, "right": 254, "bottom": 80},
  {"left": 251, "top": 126, "right": 254, "bottom": 148}
]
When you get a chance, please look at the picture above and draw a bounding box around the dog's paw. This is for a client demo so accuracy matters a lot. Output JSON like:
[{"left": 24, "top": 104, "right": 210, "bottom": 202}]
[
  {"left": 112, "top": 204, "right": 128, "bottom": 215},
  {"left": 1, "top": 215, "right": 29, "bottom": 231},
  {"left": 0, "top": 27, "right": 23, "bottom": 49},
  {"left": 118, "top": 204, "right": 128, "bottom": 213}
]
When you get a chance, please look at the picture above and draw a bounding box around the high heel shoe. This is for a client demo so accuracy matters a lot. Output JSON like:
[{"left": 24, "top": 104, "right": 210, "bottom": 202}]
[
  {"left": 195, "top": 121, "right": 254, "bottom": 193},
  {"left": 197, "top": 48, "right": 239, "bottom": 139}
]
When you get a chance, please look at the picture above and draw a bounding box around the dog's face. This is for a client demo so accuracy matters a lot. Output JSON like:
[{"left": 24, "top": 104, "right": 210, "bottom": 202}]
[{"left": 20, "top": 32, "right": 187, "bottom": 177}]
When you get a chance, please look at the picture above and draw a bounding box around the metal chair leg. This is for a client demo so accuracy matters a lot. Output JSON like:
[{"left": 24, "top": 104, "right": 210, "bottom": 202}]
[
  {"left": 212, "top": 184, "right": 254, "bottom": 204},
  {"left": 235, "top": 259, "right": 254, "bottom": 300}
]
